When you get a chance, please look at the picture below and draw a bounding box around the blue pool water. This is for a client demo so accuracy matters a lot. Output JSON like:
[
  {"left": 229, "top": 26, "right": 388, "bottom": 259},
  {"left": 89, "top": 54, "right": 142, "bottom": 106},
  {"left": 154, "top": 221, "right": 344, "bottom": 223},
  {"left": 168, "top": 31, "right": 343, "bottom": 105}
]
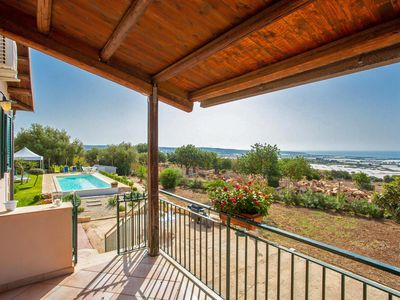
[{"left": 57, "top": 174, "right": 110, "bottom": 192}]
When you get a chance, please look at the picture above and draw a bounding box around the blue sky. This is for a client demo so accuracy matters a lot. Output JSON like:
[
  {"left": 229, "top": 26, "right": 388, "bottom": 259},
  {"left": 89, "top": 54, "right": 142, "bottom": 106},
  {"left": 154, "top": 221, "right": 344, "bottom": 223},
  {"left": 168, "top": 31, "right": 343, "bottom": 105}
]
[{"left": 15, "top": 50, "right": 400, "bottom": 151}]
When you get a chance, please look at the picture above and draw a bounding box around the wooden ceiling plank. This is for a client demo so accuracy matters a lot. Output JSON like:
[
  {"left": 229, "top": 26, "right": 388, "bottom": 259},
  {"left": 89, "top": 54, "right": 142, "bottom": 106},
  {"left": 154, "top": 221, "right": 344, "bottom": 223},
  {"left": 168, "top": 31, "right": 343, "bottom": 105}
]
[
  {"left": 153, "top": 0, "right": 315, "bottom": 83},
  {"left": 8, "top": 87, "right": 32, "bottom": 96},
  {"left": 100, "top": 0, "right": 154, "bottom": 62},
  {"left": 192, "top": 18, "right": 400, "bottom": 102},
  {"left": 0, "top": 3, "right": 192, "bottom": 112},
  {"left": 37, "top": 0, "right": 52, "bottom": 34},
  {"left": 200, "top": 43, "right": 400, "bottom": 108}
]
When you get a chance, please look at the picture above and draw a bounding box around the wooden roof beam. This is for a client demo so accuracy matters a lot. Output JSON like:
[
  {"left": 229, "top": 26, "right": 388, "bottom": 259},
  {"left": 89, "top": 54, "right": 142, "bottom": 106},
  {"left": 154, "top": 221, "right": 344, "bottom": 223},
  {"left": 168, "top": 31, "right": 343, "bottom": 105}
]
[
  {"left": 12, "top": 100, "right": 34, "bottom": 111},
  {"left": 153, "top": 0, "right": 314, "bottom": 83},
  {"left": 200, "top": 43, "right": 400, "bottom": 108},
  {"left": 8, "top": 87, "right": 32, "bottom": 96},
  {"left": 192, "top": 18, "right": 400, "bottom": 102},
  {"left": 0, "top": 3, "right": 193, "bottom": 112},
  {"left": 37, "top": 0, "right": 52, "bottom": 34},
  {"left": 100, "top": 0, "right": 154, "bottom": 62}
]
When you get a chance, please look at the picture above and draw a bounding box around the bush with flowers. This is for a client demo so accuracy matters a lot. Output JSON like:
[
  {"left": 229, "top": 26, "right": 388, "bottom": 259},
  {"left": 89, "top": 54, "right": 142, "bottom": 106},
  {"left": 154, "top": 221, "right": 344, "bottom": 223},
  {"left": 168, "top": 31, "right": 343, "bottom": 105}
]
[{"left": 210, "top": 181, "right": 271, "bottom": 217}]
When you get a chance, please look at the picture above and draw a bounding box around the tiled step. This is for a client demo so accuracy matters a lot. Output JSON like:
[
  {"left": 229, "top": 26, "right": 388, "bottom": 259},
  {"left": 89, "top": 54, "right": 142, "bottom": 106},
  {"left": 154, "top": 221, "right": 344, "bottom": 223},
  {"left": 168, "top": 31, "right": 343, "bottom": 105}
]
[{"left": 86, "top": 202, "right": 102, "bottom": 207}]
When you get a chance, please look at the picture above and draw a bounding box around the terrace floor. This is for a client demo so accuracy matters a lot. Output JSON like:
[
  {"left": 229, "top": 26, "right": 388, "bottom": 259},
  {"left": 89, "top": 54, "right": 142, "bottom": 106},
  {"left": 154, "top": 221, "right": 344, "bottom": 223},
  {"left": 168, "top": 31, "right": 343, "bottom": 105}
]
[{"left": 0, "top": 249, "right": 219, "bottom": 300}]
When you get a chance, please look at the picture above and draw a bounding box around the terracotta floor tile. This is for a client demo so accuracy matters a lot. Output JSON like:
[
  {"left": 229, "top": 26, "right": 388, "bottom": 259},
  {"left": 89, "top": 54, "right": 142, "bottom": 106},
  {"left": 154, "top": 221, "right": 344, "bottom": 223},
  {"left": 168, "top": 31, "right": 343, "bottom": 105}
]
[{"left": 12, "top": 283, "right": 58, "bottom": 300}]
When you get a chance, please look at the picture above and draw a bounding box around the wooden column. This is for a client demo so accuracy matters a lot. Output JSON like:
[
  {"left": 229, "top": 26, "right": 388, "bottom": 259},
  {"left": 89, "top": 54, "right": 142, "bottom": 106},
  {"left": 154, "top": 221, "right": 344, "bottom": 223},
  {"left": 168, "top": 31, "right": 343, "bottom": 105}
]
[{"left": 147, "top": 83, "right": 159, "bottom": 256}]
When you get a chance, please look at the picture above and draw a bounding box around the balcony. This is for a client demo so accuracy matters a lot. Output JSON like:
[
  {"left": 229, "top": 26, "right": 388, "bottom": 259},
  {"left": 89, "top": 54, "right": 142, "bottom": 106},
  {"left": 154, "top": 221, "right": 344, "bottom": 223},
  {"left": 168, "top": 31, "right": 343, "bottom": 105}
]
[{"left": 0, "top": 192, "right": 399, "bottom": 299}]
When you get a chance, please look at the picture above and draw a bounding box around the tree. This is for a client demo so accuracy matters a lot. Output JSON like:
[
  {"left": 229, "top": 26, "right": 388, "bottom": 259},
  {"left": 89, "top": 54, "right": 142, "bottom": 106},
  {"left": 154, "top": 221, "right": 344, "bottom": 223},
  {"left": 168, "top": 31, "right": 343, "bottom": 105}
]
[
  {"left": 137, "top": 165, "right": 147, "bottom": 183},
  {"left": 352, "top": 172, "right": 373, "bottom": 190},
  {"left": 373, "top": 177, "right": 400, "bottom": 222},
  {"left": 15, "top": 123, "right": 84, "bottom": 168},
  {"left": 85, "top": 148, "right": 100, "bottom": 165},
  {"left": 29, "top": 168, "right": 45, "bottom": 186},
  {"left": 280, "top": 157, "right": 312, "bottom": 182},
  {"left": 98, "top": 143, "right": 138, "bottom": 175},
  {"left": 237, "top": 143, "right": 281, "bottom": 187},
  {"left": 135, "top": 143, "right": 148, "bottom": 153},
  {"left": 174, "top": 144, "right": 201, "bottom": 175}
]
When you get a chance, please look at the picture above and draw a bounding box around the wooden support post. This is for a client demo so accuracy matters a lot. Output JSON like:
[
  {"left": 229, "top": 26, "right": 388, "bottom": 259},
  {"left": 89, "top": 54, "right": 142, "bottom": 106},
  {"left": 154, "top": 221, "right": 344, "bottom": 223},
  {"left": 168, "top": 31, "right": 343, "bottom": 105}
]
[{"left": 147, "top": 83, "right": 159, "bottom": 256}]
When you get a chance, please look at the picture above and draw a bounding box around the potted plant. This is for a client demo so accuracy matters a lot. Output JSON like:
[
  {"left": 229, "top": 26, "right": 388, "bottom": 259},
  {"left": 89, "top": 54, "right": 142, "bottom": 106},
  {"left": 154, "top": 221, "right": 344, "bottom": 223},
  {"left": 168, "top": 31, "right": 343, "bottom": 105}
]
[
  {"left": 111, "top": 181, "right": 118, "bottom": 188},
  {"left": 4, "top": 200, "right": 18, "bottom": 211},
  {"left": 210, "top": 181, "right": 271, "bottom": 230}
]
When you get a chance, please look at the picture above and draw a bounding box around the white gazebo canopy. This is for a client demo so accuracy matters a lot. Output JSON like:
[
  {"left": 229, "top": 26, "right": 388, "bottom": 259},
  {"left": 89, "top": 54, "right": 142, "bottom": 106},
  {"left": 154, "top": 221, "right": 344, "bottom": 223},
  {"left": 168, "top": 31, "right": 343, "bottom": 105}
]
[{"left": 14, "top": 147, "right": 44, "bottom": 168}]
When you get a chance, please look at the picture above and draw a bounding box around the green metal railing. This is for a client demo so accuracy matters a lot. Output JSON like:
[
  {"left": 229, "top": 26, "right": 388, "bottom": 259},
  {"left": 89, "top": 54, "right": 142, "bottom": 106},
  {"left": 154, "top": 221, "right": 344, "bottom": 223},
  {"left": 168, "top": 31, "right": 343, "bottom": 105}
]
[
  {"left": 159, "top": 190, "right": 400, "bottom": 300},
  {"left": 113, "top": 189, "right": 400, "bottom": 299},
  {"left": 71, "top": 193, "right": 80, "bottom": 264},
  {"left": 116, "top": 192, "right": 147, "bottom": 254}
]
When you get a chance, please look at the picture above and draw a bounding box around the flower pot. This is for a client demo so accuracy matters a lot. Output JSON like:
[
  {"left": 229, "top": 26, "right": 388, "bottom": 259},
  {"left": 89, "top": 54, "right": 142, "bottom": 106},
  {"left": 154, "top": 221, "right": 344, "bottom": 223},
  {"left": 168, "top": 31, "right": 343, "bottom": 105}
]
[
  {"left": 111, "top": 182, "right": 118, "bottom": 188},
  {"left": 220, "top": 212, "right": 263, "bottom": 230},
  {"left": 4, "top": 200, "right": 18, "bottom": 212}
]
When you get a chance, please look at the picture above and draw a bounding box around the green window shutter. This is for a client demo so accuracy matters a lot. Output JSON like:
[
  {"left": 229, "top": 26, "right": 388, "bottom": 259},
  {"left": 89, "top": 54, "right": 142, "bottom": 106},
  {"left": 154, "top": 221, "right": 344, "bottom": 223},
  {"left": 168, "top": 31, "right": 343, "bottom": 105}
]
[
  {"left": 0, "top": 109, "right": 4, "bottom": 178},
  {"left": 6, "top": 114, "right": 12, "bottom": 171}
]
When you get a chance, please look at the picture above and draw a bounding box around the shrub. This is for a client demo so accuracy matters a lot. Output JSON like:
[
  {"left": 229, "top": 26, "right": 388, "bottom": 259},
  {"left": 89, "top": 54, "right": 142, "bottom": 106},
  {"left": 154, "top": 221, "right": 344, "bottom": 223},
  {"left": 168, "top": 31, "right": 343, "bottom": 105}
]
[
  {"left": 108, "top": 196, "right": 117, "bottom": 207},
  {"left": 352, "top": 172, "right": 373, "bottom": 190},
  {"left": 119, "top": 204, "right": 126, "bottom": 211},
  {"left": 100, "top": 170, "right": 132, "bottom": 186},
  {"left": 159, "top": 168, "right": 181, "bottom": 189},
  {"left": 188, "top": 179, "right": 204, "bottom": 190},
  {"left": 62, "top": 193, "right": 80, "bottom": 202},
  {"left": 329, "top": 170, "right": 352, "bottom": 180},
  {"left": 33, "top": 194, "right": 44, "bottom": 203},
  {"left": 77, "top": 207, "right": 85, "bottom": 213},
  {"left": 349, "top": 199, "right": 383, "bottom": 218},
  {"left": 373, "top": 177, "right": 400, "bottom": 222},
  {"left": 205, "top": 180, "right": 230, "bottom": 193}
]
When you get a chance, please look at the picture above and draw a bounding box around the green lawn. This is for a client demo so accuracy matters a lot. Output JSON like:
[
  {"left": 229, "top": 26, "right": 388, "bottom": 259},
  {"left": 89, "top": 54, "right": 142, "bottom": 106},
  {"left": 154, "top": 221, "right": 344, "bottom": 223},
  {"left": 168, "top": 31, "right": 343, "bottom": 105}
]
[{"left": 14, "top": 174, "right": 43, "bottom": 207}]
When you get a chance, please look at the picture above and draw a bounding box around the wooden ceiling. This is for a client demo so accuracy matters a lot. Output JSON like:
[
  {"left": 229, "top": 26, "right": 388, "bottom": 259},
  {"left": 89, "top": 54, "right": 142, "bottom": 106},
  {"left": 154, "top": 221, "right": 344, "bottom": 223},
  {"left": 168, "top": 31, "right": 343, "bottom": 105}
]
[
  {"left": 8, "top": 43, "right": 34, "bottom": 111},
  {"left": 0, "top": 0, "right": 399, "bottom": 112}
]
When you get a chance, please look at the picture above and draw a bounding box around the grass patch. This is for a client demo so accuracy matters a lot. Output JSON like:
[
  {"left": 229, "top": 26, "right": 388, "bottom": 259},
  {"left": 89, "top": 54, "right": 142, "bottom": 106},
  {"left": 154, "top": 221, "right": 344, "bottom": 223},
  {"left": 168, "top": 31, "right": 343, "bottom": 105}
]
[{"left": 14, "top": 174, "right": 43, "bottom": 207}]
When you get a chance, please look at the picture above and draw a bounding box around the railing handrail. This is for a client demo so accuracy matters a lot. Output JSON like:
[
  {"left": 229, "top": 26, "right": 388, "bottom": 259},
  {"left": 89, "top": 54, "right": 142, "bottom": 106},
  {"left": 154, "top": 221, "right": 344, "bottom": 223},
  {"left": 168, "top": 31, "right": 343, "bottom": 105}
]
[{"left": 159, "top": 189, "right": 400, "bottom": 276}]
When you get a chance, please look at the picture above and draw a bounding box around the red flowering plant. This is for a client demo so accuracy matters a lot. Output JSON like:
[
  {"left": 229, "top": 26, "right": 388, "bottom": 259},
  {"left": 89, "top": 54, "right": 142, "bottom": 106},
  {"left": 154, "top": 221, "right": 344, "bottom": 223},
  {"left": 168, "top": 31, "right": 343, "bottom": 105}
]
[{"left": 210, "top": 181, "right": 271, "bottom": 217}]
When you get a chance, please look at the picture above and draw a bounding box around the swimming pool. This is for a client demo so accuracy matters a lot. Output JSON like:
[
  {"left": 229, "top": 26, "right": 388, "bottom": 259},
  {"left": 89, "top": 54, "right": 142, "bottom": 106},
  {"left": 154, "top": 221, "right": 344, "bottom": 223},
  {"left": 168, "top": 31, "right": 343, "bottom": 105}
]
[{"left": 56, "top": 174, "right": 110, "bottom": 192}]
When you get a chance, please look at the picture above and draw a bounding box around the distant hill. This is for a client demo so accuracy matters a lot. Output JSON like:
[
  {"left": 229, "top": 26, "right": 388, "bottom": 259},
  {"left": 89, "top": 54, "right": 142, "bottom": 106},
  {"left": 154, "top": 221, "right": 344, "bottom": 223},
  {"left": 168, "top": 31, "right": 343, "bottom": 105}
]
[{"left": 84, "top": 145, "right": 400, "bottom": 160}]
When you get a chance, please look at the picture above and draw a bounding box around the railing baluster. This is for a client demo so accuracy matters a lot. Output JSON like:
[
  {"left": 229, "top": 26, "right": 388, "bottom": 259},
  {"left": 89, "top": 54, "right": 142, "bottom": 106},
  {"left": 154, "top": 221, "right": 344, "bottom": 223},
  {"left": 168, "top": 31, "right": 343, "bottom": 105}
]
[
  {"left": 131, "top": 196, "right": 134, "bottom": 250},
  {"left": 205, "top": 216, "right": 208, "bottom": 286},
  {"left": 255, "top": 239, "right": 258, "bottom": 300},
  {"left": 212, "top": 221, "right": 215, "bottom": 291},
  {"left": 305, "top": 259, "right": 309, "bottom": 300},
  {"left": 363, "top": 282, "right": 367, "bottom": 300},
  {"left": 245, "top": 234, "right": 248, "bottom": 300},
  {"left": 341, "top": 273, "right": 345, "bottom": 300},
  {"left": 194, "top": 212, "right": 197, "bottom": 276},
  {"left": 226, "top": 215, "right": 231, "bottom": 300},
  {"left": 265, "top": 243, "right": 269, "bottom": 299},
  {"left": 189, "top": 210, "right": 191, "bottom": 272},
  {"left": 117, "top": 195, "right": 120, "bottom": 254},
  {"left": 277, "top": 248, "right": 281, "bottom": 300},
  {"left": 291, "top": 253, "right": 295, "bottom": 300},
  {"left": 200, "top": 215, "right": 202, "bottom": 281},
  {"left": 219, "top": 222, "right": 222, "bottom": 296},
  {"left": 184, "top": 209, "right": 186, "bottom": 268},
  {"left": 236, "top": 232, "right": 239, "bottom": 299},
  {"left": 322, "top": 265, "right": 326, "bottom": 300},
  {"left": 179, "top": 207, "right": 182, "bottom": 264}
]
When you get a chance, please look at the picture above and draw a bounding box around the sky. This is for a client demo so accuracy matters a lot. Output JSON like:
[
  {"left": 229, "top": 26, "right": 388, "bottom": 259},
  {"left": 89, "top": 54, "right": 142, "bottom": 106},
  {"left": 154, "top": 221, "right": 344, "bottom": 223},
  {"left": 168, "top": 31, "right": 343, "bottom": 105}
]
[{"left": 14, "top": 50, "right": 400, "bottom": 151}]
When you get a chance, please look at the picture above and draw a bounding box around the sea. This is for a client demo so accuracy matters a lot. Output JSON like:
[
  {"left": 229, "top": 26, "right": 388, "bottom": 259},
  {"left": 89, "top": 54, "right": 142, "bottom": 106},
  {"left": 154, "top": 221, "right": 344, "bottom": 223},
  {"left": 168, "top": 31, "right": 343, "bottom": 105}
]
[{"left": 84, "top": 145, "right": 400, "bottom": 178}]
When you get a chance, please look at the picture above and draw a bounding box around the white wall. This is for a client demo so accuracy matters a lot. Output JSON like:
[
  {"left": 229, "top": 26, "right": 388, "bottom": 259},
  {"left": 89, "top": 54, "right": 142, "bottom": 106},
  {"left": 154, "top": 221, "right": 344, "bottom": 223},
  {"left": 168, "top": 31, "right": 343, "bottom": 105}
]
[{"left": 0, "top": 81, "right": 8, "bottom": 211}]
